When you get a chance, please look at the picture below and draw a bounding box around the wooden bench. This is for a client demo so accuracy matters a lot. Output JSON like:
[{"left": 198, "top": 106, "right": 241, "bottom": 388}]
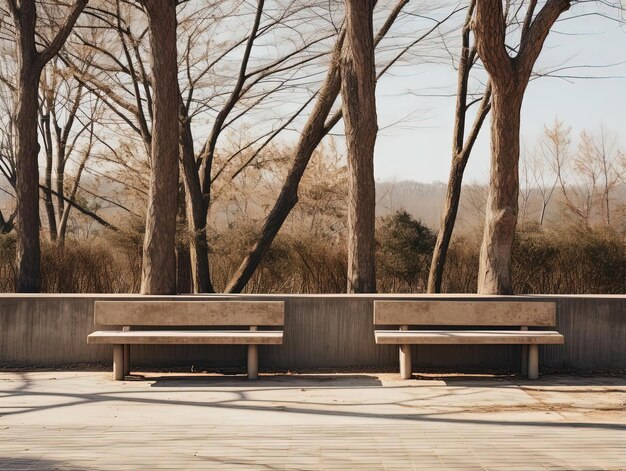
[
  {"left": 87, "top": 301, "right": 284, "bottom": 380},
  {"left": 374, "top": 300, "right": 564, "bottom": 380}
]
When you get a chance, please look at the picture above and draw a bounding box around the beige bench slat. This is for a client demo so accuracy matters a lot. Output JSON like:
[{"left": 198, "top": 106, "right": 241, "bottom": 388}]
[
  {"left": 88, "top": 330, "right": 284, "bottom": 345},
  {"left": 95, "top": 301, "right": 284, "bottom": 326},
  {"left": 374, "top": 301, "right": 556, "bottom": 326},
  {"left": 375, "top": 330, "right": 564, "bottom": 345}
]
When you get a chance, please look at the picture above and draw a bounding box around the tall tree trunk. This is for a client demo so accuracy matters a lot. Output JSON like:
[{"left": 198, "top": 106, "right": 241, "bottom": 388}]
[
  {"left": 15, "top": 12, "right": 42, "bottom": 292},
  {"left": 341, "top": 0, "right": 378, "bottom": 293},
  {"left": 180, "top": 111, "right": 213, "bottom": 293},
  {"left": 140, "top": 0, "right": 180, "bottom": 295},
  {"left": 477, "top": 87, "right": 522, "bottom": 294}
]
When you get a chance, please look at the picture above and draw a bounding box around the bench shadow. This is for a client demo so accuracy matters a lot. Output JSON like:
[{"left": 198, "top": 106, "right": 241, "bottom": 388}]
[
  {"left": 0, "top": 456, "right": 83, "bottom": 470},
  {"left": 413, "top": 373, "right": 626, "bottom": 388},
  {"left": 148, "top": 373, "right": 384, "bottom": 388}
]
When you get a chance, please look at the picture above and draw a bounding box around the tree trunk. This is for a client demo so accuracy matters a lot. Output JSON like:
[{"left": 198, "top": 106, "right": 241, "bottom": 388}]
[
  {"left": 140, "top": 0, "right": 180, "bottom": 295},
  {"left": 427, "top": 2, "right": 486, "bottom": 294},
  {"left": 41, "top": 110, "right": 58, "bottom": 242},
  {"left": 341, "top": 0, "right": 378, "bottom": 293},
  {"left": 428, "top": 85, "right": 491, "bottom": 294},
  {"left": 539, "top": 201, "right": 547, "bottom": 226},
  {"left": 55, "top": 160, "right": 66, "bottom": 224},
  {"left": 58, "top": 149, "right": 89, "bottom": 244},
  {"left": 477, "top": 87, "right": 523, "bottom": 294},
  {"left": 14, "top": 2, "right": 42, "bottom": 292},
  {"left": 428, "top": 158, "right": 466, "bottom": 293},
  {"left": 180, "top": 111, "right": 213, "bottom": 293}
]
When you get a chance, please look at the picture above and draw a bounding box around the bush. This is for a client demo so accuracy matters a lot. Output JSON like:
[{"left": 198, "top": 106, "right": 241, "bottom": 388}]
[
  {"left": 0, "top": 218, "right": 622, "bottom": 294},
  {"left": 513, "top": 225, "right": 625, "bottom": 294},
  {"left": 376, "top": 210, "right": 435, "bottom": 292}
]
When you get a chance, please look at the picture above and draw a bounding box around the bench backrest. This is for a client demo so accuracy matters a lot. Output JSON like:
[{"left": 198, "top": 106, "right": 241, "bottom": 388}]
[
  {"left": 94, "top": 301, "right": 284, "bottom": 327},
  {"left": 374, "top": 301, "right": 556, "bottom": 327}
]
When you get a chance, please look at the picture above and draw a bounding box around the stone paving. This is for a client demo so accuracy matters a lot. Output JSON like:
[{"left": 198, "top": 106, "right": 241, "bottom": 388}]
[{"left": 0, "top": 371, "right": 624, "bottom": 470}]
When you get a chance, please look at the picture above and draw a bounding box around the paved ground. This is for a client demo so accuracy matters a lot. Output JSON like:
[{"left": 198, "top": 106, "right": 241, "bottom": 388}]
[{"left": 0, "top": 371, "right": 624, "bottom": 470}]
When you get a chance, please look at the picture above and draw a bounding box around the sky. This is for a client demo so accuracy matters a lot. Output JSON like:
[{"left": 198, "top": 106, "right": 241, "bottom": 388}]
[{"left": 369, "top": 6, "right": 626, "bottom": 184}]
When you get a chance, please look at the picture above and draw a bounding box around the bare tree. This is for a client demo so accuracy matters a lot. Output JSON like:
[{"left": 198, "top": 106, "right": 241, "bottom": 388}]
[
  {"left": 427, "top": 0, "right": 491, "bottom": 293},
  {"left": 4, "top": 0, "right": 87, "bottom": 292},
  {"left": 223, "top": 27, "right": 346, "bottom": 293},
  {"left": 534, "top": 119, "right": 564, "bottom": 225},
  {"left": 593, "top": 126, "right": 621, "bottom": 227},
  {"left": 71, "top": 1, "right": 341, "bottom": 293},
  {"left": 39, "top": 57, "right": 102, "bottom": 243},
  {"left": 473, "top": 0, "right": 571, "bottom": 294},
  {"left": 551, "top": 126, "right": 623, "bottom": 228},
  {"left": 226, "top": 0, "right": 452, "bottom": 293}
]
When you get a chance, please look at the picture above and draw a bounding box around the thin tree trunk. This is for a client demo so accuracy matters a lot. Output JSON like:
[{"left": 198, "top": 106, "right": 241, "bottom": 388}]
[
  {"left": 428, "top": 85, "right": 491, "bottom": 293},
  {"left": 180, "top": 109, "right": 213, "bottom": 293},
  {"left": 477, "top": 87, "right": 523, "bottom": 294},
  {"left": 40, "top": 108, "right": 58, "bottom": 241},
  {"left": 55, "top": 160, "right": 66, "bottom": 223},
  {"left": 58, "top": 141, "right": 91, "bottom": 244},
  {"left": 539, "top": 201, "right": 547, "bottom": 225},
  {"left": 341, "top": 0, "right": 378, "bottom": 293},
  {"left": 140, "top": 0, "right": 180, "bottom": 295}
]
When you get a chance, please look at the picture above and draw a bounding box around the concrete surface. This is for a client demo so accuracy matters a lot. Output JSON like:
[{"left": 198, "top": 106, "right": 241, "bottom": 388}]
[{"left": 0, "top": 371, "right": 624, "bottom": 470}]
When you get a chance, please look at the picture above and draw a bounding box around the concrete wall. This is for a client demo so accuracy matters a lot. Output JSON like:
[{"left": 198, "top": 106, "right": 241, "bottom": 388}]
[{"left": 1, "top": 294, "right": 625, "bottom": 371}]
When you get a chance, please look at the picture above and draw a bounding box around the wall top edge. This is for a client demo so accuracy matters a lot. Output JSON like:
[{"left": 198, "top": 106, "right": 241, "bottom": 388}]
[{"left": 0, "top": 293, "right": 624, "bottom": 300}]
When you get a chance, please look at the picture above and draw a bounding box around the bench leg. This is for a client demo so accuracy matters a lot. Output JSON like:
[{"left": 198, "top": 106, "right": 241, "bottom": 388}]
[
  {"left": 113, "top": 345, "right": 124, "bottom": 381},
  {"left": 528, "top": 344, "right": 539, "bottom": 380},
  {"left": 248, "top": 345, "right": 258, "bottom": 380},
  {"left": 399, "top": 345, "right": 412, "bottom": 379},
  {"left": 123, "top": 344, "right": 130, "bottom": 377}
]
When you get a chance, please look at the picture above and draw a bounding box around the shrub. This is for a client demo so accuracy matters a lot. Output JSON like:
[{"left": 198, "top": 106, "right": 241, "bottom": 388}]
[{"left": 376, "top": 210, "right": 436, "bottom": 292}]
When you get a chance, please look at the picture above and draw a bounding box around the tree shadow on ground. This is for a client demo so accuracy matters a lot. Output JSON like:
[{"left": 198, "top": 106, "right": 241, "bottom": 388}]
[{"left": 1, "top": 371, "right": 625, "bottom": 432}]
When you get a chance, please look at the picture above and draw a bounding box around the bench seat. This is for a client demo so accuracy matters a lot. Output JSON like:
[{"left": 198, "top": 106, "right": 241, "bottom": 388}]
[
  {"left": 88, "top": 330, "right": 284, "bottom": 345},
  {"left": 375, "top": 330, "right": 564, "bottom": 345}
]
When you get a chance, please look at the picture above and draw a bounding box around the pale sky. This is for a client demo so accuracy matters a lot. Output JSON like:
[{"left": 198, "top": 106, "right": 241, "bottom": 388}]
[{"left": 369, "top": 7, "right": 626, "bottom": 184}]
